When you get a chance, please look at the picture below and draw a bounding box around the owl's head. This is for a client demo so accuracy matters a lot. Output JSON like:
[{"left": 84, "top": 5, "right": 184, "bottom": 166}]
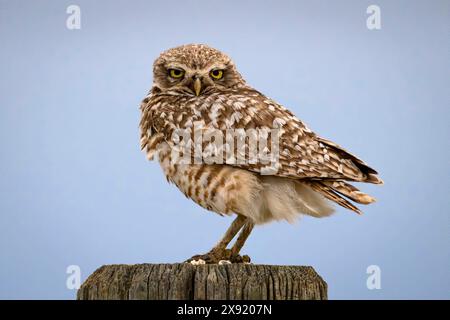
[{"left": 152, "top": 44, "right": 246, "bottom": 96}]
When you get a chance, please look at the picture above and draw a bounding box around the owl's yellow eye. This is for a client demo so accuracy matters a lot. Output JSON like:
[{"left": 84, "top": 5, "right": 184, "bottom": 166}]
[
  {"left": 210, "top": 69, "right": 224, "bottom": 80},
  {"left": 168, "top": 68, "right": 185, "bottom": 79}
]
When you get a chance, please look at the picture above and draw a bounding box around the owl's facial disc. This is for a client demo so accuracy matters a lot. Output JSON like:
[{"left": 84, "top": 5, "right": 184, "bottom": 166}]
[{"left": 152, "top": 44, "right": 246, "bottom": 95}]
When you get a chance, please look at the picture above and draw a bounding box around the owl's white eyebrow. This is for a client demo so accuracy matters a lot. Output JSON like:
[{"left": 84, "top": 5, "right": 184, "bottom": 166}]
[
  {"left": 208, "top": 63, "right": 227, "bottom": 70},
  {"left": 165, "top": 63, "right": 188, "bottom": 70}
]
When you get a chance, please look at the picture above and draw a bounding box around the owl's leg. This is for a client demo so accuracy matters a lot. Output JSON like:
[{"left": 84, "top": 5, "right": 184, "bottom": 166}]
[
  {"left": 186, "top": 215, "right": 247, "bottom": 264},
  {"left": 229, "top": 220, "right": 254, "bottom": 263},
  {"left": 213, "top": 215, "right": 247, "bottom": 251}
]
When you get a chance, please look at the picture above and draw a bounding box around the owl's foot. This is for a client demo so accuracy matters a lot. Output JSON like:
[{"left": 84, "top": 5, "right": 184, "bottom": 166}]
[{"left": 185, "top": 248, "right": 251, "bottom": 264}]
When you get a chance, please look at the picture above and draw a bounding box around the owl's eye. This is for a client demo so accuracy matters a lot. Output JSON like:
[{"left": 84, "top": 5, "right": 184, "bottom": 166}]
[
  {"left": 168, "top": 68, "right": 185, "bottom": 79},
  {"left": 210, "top": 69, "right": 224, "bottom": 80}
]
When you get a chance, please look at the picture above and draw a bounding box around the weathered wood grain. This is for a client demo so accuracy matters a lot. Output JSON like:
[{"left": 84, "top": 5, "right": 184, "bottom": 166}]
[{"left": 77, "top": 263, "right": 327, "bottom": 300}]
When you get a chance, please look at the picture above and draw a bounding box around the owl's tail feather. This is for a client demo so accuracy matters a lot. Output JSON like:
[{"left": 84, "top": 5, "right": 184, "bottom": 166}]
[
  {"left": 305, "top": 181, "right": 366, "bottom": 214},
  {"left": 365, "top": 173, "right": 384, "bottom": 185},
  {"left": 320, "top": 181, "right": 376, "bottom": 205}
]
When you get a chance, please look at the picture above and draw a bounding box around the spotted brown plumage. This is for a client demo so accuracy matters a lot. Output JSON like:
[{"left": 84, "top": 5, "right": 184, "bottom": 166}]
[{"left": 139, "top": 44, "right": 382, "bottom": 263}]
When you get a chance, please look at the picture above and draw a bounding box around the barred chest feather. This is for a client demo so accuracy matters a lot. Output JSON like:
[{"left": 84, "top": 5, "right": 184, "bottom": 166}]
[{"left": 157, "top": 142, "right": 258, "bottom": 216}]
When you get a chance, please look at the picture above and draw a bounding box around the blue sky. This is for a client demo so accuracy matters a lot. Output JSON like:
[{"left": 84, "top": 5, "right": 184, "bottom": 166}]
[{"left": 0, "top": 0, "right": 448, "bottom": 299}]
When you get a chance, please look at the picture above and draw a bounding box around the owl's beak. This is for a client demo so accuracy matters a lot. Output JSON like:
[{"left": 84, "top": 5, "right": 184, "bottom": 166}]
[{"left": 193, "top": 77, "right": 202, "bottom": 96}]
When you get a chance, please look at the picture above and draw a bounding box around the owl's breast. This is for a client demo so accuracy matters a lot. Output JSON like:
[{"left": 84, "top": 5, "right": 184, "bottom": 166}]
[
  {"left": 157, "top": 142, "right": 214, "bottom": 212},
  {"left": 156, "top": 142, "right": 263, "bottom": 218}
]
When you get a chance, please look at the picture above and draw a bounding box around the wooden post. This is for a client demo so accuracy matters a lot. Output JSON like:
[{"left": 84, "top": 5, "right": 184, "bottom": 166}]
[{"left": 77, "top": 263, "right": 327, "bottom": 300}]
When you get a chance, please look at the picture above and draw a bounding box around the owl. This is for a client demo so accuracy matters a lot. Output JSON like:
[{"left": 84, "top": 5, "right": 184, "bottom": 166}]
[{"left": 140, "top": 44, "right": 382, "bottom": 263}]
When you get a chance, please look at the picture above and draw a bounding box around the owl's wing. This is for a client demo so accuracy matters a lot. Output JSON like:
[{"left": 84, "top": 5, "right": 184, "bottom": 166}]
[{"left": 141, "top": 89, "right": 383, "bottom": 183}]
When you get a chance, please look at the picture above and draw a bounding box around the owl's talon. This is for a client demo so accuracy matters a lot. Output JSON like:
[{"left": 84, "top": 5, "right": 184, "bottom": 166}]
[
  {"left": 185, "top": 252, "right": 220, "bottom": 264},
  {"left": 185, "top": 249, "right": 251, "bottom": 264},
  {"left": 189, "top": 259, "right": 206, "bottom": 265}
]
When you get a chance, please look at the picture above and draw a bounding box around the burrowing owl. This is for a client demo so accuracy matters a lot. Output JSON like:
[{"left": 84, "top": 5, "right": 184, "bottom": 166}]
[{"left": 140, "top": 44, "right": 382, "bottom": 263}]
